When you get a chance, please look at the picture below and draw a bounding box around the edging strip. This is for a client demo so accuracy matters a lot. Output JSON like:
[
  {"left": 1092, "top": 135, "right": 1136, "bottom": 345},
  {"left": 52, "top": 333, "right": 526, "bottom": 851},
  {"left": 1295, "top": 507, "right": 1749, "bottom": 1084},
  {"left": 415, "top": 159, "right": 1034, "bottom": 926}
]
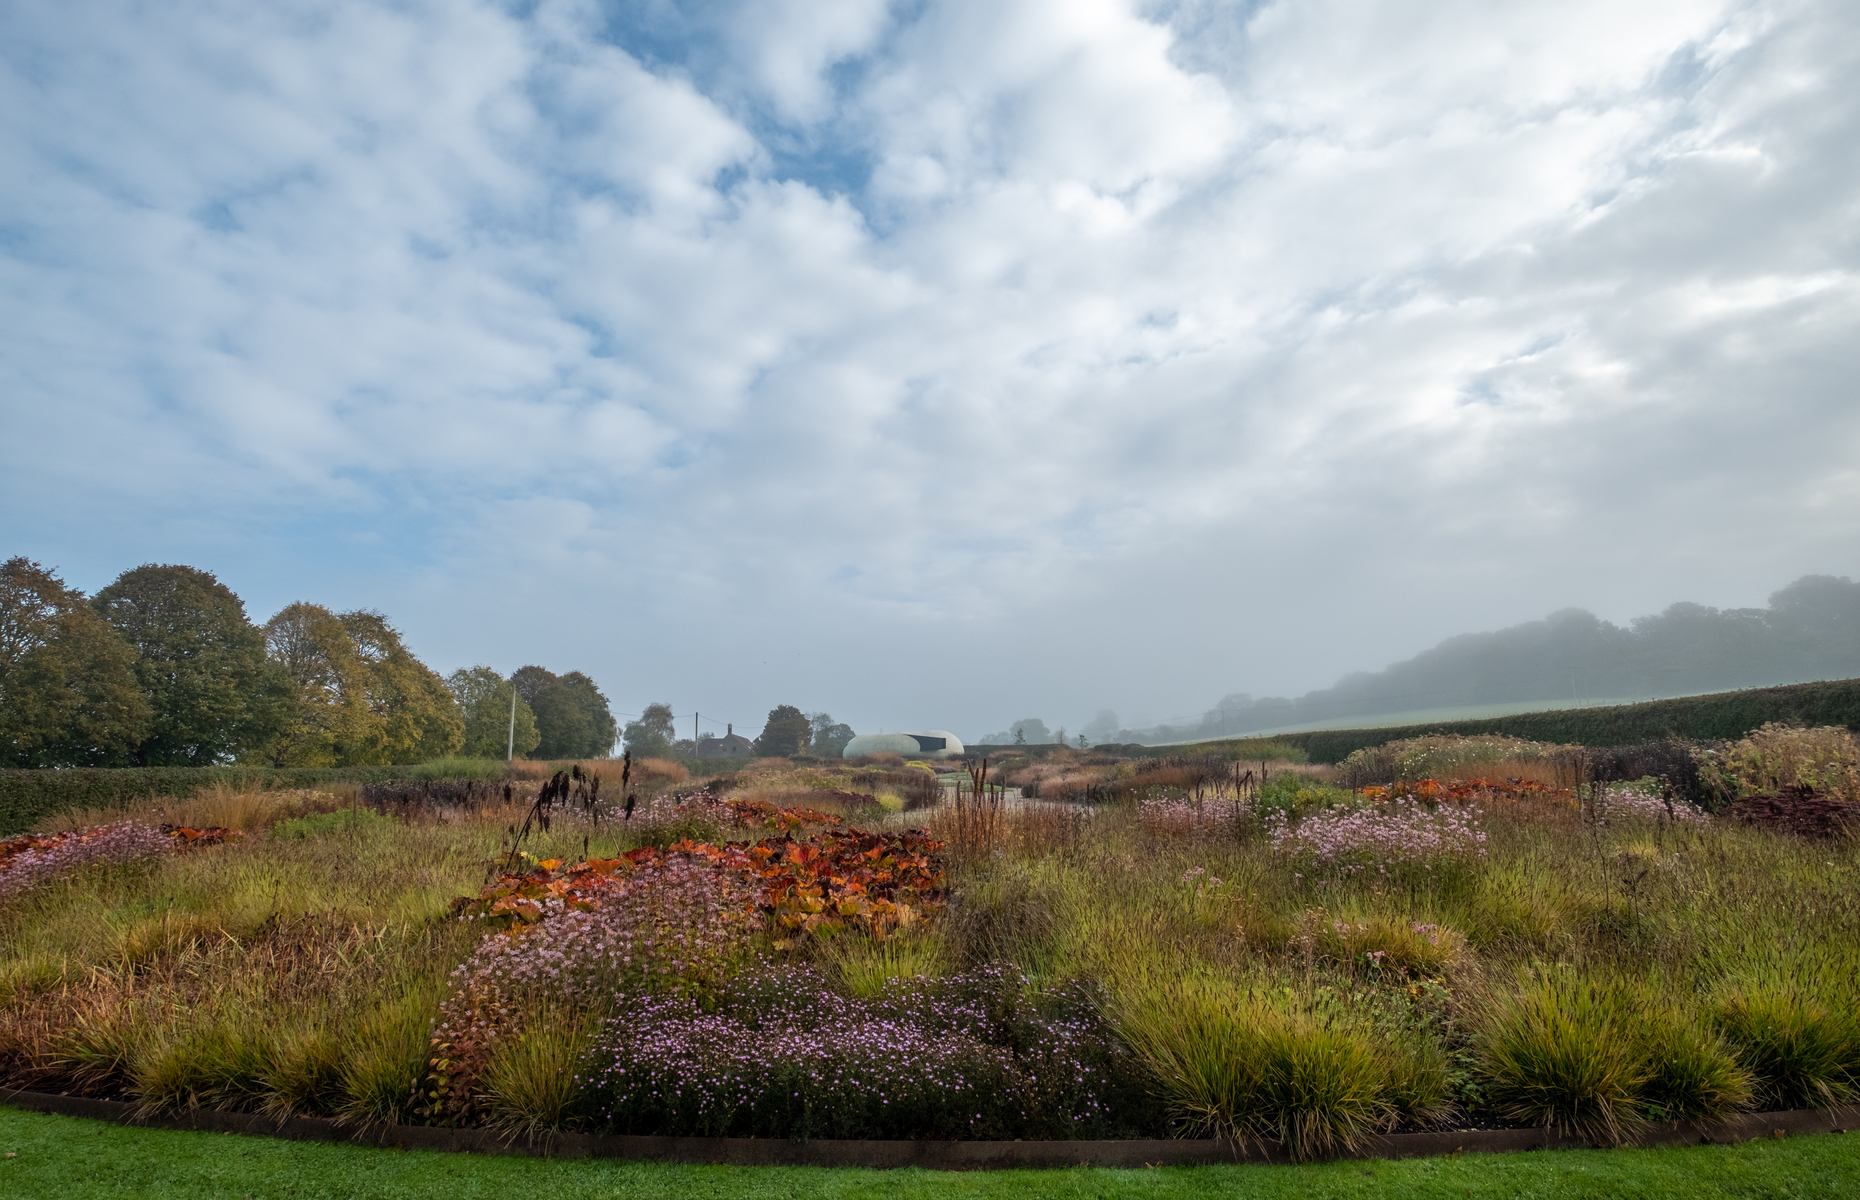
[{"left": 0, "top": 1089, "right": 1847, "bottom": 1169}]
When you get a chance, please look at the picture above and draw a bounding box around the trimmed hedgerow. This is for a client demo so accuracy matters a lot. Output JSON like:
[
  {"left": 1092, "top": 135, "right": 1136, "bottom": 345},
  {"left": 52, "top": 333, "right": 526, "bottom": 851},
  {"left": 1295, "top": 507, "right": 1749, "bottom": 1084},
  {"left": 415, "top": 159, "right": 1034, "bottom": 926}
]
[
  {"left": 0, "top": 762, "right": 507, "bottom": 834},
  {"left": 1219, "top": 678, "right": 1860, "bottom": 764}
]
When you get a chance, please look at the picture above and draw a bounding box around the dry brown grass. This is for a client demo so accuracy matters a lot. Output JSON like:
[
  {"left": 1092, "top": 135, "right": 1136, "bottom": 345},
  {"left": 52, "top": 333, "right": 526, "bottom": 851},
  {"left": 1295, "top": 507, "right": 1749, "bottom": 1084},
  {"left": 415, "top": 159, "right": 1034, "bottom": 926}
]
[
  {"left": 34, "top": 784, "right": 349, "bottom": 836},
  {"left": 631, "top": 757, "right": 690, "bottom": 789}
]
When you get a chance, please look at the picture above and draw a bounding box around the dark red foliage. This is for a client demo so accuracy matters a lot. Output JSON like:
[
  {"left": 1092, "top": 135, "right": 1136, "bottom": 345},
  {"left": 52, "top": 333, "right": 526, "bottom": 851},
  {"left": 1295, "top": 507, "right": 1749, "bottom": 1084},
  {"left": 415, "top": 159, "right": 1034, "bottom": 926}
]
[{"left": 1725, "top": 785, "right": 1858, "bottom": 840}]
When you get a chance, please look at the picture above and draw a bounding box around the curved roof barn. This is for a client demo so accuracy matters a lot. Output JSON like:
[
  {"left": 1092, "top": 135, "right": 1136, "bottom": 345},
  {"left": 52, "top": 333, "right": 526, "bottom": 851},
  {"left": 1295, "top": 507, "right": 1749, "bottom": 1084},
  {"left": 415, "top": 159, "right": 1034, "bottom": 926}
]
[{"left": 841, "top": 730, "right": 965, "bottom": 760}]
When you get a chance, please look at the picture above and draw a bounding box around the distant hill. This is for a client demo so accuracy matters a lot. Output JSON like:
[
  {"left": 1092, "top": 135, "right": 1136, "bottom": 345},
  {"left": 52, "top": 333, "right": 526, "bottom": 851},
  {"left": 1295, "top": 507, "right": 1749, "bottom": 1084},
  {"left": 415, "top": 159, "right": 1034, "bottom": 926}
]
[{"left": 1114, "top": 574, "right": 1860, "bottom": 745}]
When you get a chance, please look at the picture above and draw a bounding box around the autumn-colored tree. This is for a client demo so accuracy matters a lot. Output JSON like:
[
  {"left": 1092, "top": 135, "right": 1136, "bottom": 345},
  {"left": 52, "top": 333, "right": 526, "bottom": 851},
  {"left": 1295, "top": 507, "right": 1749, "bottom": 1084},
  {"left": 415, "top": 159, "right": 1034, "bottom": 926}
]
[
  {"left": 339, "top": 610, "right": 464, "bottom": 763},
  {"left": 447, "top": 666, "right": 541, "bottom": 759},
  {"left": 91, "top": 563, "right": 292, "bottom": 765},
  {"left": 259, "top": 603, "right": 463, "bottom": 765},
  {"left": 753, "top": 704, "right": 811, "bottom": 757},
  {"left": 1, "top": 557, "right": 150, "bottom": 767}
]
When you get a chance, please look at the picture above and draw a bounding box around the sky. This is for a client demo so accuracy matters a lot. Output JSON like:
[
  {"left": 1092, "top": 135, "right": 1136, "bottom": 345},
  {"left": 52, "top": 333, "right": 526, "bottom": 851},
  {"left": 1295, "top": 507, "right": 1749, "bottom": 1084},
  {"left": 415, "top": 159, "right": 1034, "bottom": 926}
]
[{"left": 3, "top": 0, "right": 1857, "bottom": 744}]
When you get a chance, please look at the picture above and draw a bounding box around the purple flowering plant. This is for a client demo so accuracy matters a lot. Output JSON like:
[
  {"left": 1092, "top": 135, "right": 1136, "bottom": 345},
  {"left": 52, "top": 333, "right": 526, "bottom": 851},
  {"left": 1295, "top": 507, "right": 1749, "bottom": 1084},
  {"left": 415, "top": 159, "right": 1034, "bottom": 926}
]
[
  {"left": 427, "top": 855, "right": 757, "bottom": 1122},
  {"left": 1270, "top": 796, "right": 1487, "bottom": 883},
  {"left": 582, "top": 962, "right": 1162, "bottom": 1140},
  {"left": 0, "top": 822, "right": 175, "bottom": 903}
]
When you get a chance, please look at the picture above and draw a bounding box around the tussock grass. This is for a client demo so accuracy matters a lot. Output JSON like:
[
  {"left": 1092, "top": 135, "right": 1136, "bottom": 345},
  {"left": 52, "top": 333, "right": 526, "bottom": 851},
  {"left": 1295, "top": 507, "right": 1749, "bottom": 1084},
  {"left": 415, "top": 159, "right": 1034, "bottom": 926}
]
[
  {"left": 478, "top": 1007, "right": 599, "bottom": 1138},
  {"left": 822, "top": 932, "right": 951, "bottom": 998},
  {"left": 6, "top": 749, "right": 1860, "bottom": 1155},
  {"left": 34, "top": 782, "right": 348, "bottom": 835}
]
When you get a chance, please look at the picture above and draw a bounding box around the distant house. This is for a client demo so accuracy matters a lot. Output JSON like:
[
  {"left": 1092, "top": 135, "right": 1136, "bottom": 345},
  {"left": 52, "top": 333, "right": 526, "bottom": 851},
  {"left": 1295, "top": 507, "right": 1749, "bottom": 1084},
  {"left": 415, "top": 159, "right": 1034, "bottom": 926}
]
[
  {"left": 841, "top": 730, "right": 966, "bottom": 761},
  {"left": 695, "top": 724, "right": 755, "bottom": 758}
]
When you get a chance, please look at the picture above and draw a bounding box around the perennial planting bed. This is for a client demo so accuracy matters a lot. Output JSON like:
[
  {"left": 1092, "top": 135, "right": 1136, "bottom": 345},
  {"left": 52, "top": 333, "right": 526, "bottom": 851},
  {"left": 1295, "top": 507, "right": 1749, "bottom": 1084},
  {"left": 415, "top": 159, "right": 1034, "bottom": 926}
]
[{"left": 3, "top": 734, "right": 1859, "bottom": 1163}]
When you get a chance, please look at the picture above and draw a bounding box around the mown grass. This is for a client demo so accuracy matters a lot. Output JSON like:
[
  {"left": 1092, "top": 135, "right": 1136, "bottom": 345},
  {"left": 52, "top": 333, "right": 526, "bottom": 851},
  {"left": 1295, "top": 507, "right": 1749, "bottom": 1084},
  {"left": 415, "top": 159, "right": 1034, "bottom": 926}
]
[{"left": 4, "top": 1106, "right": 1860, "bottom": 1199}]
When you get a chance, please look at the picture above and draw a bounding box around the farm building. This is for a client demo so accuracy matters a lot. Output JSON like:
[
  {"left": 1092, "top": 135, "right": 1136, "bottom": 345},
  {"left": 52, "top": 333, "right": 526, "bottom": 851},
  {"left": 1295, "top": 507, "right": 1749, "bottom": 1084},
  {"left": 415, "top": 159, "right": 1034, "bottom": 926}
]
[{"left": 841, "top": 730, "right": 966, "bottom": 761}]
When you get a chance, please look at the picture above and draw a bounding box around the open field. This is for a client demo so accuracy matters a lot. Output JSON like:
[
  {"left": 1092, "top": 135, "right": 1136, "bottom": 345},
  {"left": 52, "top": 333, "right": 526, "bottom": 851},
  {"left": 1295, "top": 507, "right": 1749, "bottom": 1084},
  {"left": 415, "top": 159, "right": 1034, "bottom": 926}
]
[{"left": 1, "top": 728, "right": 1857, "bottom": 1166}]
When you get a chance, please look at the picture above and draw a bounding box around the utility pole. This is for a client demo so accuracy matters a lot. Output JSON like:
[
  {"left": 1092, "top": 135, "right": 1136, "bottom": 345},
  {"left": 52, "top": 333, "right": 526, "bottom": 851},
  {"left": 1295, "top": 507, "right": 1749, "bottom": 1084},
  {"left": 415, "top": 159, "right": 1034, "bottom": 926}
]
[{"left": 507, "top": 687, "right": 517, "bottom": 761}]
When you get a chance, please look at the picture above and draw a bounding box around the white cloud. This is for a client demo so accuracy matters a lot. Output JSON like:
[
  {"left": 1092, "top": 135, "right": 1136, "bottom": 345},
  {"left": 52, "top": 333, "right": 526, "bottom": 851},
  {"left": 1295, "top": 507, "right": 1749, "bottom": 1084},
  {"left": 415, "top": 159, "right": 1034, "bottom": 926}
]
[{"left": 1, "top": 0, "right": 1856, "bottom": 736}]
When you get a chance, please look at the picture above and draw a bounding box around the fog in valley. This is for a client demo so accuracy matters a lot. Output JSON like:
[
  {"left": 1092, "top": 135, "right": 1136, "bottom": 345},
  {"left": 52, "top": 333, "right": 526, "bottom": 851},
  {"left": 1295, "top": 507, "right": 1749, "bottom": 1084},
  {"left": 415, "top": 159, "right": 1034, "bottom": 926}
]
[{"left": 986, "top": 574, "right": 1860, "bottom": 747}]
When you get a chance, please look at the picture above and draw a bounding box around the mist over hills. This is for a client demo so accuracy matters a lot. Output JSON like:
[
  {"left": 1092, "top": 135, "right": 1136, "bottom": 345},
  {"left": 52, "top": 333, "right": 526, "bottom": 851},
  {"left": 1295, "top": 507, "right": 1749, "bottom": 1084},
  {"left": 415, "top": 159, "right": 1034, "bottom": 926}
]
[{"left": 1079, "top": 575, "right": 1860, "bottom": 746}]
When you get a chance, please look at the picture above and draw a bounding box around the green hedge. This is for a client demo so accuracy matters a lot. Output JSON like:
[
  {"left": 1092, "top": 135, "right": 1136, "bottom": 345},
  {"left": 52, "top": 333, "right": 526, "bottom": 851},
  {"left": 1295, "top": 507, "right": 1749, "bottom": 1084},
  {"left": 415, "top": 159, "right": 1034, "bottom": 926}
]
[
  {"left": 0, "top": 761, "right": 505, "bottom": 835},
  {"left": 1235, "top": 677, "right": 1860, "bottom": 764}
]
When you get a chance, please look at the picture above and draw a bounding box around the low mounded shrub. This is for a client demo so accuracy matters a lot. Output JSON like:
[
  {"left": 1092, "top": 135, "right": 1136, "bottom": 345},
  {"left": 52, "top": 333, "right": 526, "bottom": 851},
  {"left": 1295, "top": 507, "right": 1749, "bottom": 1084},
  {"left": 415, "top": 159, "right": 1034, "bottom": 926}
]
[
  {"left": 1270, "top": 797, "right": 1487, "bottom": 882},
  {"left": 1694, "top": 724, "right": 1860, "bottom": 809}
]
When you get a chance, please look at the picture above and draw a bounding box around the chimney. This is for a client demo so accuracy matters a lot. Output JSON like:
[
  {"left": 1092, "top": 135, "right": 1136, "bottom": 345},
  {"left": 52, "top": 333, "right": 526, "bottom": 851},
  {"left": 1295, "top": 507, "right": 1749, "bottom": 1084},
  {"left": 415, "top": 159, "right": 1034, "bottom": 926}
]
[{"left": 727, "top": 723, "right": 732, "bottom": 736}]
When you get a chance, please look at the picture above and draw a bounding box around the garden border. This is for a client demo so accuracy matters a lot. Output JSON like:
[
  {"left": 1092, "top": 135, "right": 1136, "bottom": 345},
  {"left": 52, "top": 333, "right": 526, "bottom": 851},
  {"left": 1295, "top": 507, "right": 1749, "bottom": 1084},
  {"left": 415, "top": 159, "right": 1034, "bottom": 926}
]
[{"left": 2, "top": 1089, "right": 1848, "bottom": 1168}]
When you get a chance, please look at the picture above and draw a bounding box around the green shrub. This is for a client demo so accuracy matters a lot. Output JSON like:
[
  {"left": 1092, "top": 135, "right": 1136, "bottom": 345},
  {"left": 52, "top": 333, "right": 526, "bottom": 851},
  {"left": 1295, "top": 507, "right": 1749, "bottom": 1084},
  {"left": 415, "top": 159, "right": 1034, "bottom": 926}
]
[
  {"left": 1270, "top": 678, "right": 1860, "bottom": 764},
  {"left": 0, "top": 763, "right": 474, "bottom": 835}
]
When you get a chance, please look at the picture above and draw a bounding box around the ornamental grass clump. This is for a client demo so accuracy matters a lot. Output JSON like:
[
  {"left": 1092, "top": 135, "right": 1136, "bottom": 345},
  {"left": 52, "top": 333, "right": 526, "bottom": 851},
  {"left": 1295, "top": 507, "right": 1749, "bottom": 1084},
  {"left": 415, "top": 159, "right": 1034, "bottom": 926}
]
[
  {"left": 1478, "top": 974, "right": 1761, "bottom": 1136},
  {"left": 583, "top": 962, "right": 1149, "bottom": 1140},
  {"left": 1712, "top": 990, "right": 1860, "bottom": 1111},
  {"left": 0, "top": 822, "right": 175, "bottom": 902},
  {"left": 1271, "top": 796, "right": 1486, "bottom": 882},
  {"left": 1478, "top": 977, "right": 1648, "bottom": 1143},
  {"left": 1111, "top": 972, "right": 1428, "bottom": 1160}
]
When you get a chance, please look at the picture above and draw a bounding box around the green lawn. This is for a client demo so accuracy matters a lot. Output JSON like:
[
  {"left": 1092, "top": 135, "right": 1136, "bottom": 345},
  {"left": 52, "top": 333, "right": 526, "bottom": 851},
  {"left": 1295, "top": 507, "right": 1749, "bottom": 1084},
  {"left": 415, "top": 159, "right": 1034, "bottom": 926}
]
[{"left": 5, "top": 1106, "right": 1858, "bottom": 1199}]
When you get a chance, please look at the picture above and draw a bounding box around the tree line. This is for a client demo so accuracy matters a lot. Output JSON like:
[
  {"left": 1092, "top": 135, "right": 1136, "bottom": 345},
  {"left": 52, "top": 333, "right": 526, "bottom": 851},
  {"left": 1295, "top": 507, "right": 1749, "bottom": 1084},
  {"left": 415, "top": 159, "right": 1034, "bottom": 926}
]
[
  {"left": 1, "top": 558, "right": 617, "bottom": 768},
  {"left": 618, "top": 703, "right": 855, "bottom": 759},
  {"left": 1093, "top": 573, "right": 1860, "bottom": 745}
]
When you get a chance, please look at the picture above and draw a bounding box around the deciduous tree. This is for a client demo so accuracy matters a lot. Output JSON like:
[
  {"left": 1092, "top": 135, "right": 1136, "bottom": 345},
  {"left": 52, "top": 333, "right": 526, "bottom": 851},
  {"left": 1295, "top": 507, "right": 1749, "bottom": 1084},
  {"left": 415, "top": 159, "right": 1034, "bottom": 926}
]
[
  {"left": 753, "top": 704, "right": 811, "bottom": 757},
  {"left": 515, "top": 665, "right": 620, "bottom": 758},
  {"left": 259, "top": 603, "right": 462, "bottom": 765},
  {"left": 622, "top": 701, "right": 677, "bottom": 759},
  {"left": 807, "top": 712, "right": 856, "bottom": 757},
  {"left": 91, "top": 563, "right": 291, "bottom": 765},
  {"left": 447, "top": 666, "right": 541, "bottom": 759},
  {"left": 1, "top": 558, "right": 149, "bottom": 767}
]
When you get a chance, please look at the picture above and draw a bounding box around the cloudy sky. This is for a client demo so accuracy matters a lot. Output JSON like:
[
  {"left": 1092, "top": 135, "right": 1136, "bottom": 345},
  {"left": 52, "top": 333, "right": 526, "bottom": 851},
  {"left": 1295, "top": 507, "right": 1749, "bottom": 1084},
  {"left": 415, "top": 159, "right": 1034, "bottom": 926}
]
[{"left": 3, "top": 0, "right": 1856, "bottom": 742}]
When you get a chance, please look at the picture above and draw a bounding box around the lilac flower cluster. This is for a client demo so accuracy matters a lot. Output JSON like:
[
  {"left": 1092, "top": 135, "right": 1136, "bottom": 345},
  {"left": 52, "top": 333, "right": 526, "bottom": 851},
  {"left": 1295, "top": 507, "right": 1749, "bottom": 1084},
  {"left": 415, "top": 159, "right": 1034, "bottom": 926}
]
[
  {"left": 1597, "top": 782, "right": 1710, "bottom": 826},
  {"left": 429, "top": 857, "right": 755, "bottom": 1118},
  {"left": 616, "top": 790, "right": 733, "bottom": 827},
  {"left": 583, "top": 963, "right": 1157, "bottom": 1140},
  {"left": 0, "top": 822, "right": 173, "bottom": 902},
  {"left": 1270, "top": 797, "right": 1487, "bottom": 880},
  {"left": 1138, "top": 794, "right": 1246, "bottom": 837}
]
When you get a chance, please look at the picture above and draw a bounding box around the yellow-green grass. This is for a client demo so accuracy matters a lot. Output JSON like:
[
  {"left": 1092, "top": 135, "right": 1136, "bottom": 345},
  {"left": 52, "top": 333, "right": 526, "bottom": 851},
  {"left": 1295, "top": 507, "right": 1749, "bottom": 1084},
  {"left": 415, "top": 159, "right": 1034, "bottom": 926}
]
[
  {"left": 925, "top": 789, "right": 1860, "bottom": 1150},
  {"left": 0, "top": 789, "right": 683, "bottom": 1122},
  {"left": 5, "top": 758, "right": 1860, "bottom": 1151},
  {"left": 5, "top": 1106, "right": 1860, "bottom": 1199}
]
